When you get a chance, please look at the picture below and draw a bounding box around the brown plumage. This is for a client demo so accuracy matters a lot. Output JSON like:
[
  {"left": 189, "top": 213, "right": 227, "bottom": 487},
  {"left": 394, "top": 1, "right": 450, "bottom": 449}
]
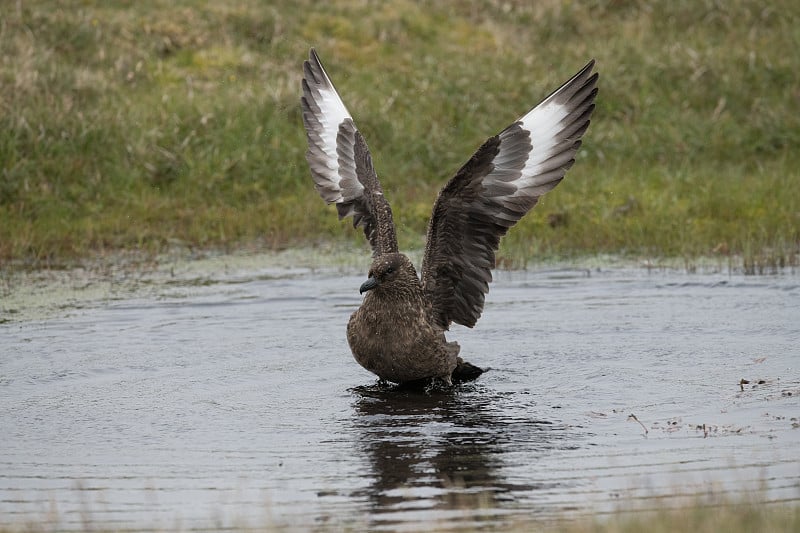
[{"left": 301, "top": 49, "right": 598, "bottom": 385}]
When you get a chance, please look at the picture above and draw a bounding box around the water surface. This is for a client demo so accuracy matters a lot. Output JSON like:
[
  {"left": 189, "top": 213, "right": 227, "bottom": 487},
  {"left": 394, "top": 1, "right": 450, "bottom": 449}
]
[{"left": 2, "top": 262, "right": 799, "bottom": 530}]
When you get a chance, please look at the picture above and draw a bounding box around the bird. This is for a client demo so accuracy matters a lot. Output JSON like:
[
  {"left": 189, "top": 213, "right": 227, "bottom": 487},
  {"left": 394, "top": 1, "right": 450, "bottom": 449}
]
[{"left": 301, "top": 49, "right": 598, "bottom": 386}]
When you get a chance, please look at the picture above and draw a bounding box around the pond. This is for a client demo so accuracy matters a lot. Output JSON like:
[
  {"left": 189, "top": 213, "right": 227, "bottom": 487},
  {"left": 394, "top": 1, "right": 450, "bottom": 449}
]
[{"left": 2, "top": 256, "right": 799, "bottom": 530}]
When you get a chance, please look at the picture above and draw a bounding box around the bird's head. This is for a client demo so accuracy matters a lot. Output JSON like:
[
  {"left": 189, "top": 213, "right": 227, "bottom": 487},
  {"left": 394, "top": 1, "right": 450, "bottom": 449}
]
[{"left": 359, "top": 253, "right": 418, "bottom": 295}]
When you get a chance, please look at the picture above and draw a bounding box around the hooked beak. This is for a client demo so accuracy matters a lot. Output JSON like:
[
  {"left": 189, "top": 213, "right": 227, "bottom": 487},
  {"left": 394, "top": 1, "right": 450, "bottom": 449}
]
[{"left": 359, "top": 276, "right": 379, "bottom": 294}]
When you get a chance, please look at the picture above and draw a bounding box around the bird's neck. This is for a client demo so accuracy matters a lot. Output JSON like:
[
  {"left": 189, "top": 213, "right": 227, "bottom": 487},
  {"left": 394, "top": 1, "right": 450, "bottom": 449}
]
[{"left": 367, "top": 281, "right": 424, "bottom": 306}]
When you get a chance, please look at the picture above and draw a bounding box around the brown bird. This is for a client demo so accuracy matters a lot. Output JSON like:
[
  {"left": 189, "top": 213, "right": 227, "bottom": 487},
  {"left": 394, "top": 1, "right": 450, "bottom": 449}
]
[{"left": 301, "top": 49, "right": 598, "bottom": 386}]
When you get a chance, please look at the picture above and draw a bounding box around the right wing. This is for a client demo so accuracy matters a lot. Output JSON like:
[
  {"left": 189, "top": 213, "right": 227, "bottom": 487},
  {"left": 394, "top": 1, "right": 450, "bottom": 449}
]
[
  {"left": 301, "top": 48, "right": 398, "bottom": 256},
  {"left": 421, "top": 60, "right": 599, "bottom": 329}
]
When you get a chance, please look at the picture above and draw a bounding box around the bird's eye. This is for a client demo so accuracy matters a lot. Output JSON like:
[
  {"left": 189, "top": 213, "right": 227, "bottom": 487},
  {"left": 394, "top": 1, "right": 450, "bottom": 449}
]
[{"left": 386, "top": 266, "right": 395, "bottom": 274}]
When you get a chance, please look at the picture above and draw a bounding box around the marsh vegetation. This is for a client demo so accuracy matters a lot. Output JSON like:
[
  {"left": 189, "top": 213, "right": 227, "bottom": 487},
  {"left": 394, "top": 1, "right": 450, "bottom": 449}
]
[{"left": 1, "top": 0, "right": 798, "bottom": 268}]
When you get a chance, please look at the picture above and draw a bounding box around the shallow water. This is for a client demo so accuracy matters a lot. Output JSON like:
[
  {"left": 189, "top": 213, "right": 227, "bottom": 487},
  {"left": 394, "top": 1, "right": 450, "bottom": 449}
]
[{"left": 2, "top": 263, "right": 799, "bottom": 531}]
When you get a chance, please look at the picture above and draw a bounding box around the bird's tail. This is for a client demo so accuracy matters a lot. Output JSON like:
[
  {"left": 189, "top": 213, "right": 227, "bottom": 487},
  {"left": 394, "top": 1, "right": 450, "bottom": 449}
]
[{"left": 452, "top": 357, "right": 486, "bottom": 383}]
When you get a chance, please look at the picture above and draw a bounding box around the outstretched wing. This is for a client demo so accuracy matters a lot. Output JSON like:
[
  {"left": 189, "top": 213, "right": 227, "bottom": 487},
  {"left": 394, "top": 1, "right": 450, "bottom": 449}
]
[
  {"left": 301, "top": 48, "right": 398, "bottom": 256},
  {"left": 421, "top": 60, "right": 599, "bottom": 329}
]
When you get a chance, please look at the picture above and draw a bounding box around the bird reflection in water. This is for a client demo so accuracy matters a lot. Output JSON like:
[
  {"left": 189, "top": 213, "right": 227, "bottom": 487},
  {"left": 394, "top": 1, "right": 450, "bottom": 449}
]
[{"left": 348, "top": 382, "right": 582, "bottom": 527}]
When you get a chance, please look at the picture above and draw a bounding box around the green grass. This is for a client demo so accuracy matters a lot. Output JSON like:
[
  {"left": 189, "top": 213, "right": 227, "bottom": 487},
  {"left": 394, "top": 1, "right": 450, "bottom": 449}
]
[{"left": 1, "top": 0, "right": 799, "bottom": 268}]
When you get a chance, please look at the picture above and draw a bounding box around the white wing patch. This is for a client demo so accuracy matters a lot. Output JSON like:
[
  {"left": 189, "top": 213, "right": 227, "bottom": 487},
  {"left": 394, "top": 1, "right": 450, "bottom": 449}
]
[
  {"left": 484, "top": 60, "right": 594, "bottom": 202},
  {"left": 317, "top": 84, "right": 351, "bottom": 172},
  {"left": 519, "top": 101, "right": 572, "bottom": 170},
  {"left": 302, "top": 50, "right": 364, "bottom": 205}
]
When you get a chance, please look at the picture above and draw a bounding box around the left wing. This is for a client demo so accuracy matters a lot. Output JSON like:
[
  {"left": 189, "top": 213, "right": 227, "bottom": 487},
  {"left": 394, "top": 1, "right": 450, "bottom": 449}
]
[{"left": 301, "top": 48, "right": 398, "bottom": 256}]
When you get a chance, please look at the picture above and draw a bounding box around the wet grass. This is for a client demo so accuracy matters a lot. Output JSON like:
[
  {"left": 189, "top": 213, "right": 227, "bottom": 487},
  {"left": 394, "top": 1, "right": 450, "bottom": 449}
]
[
  {"left": 1, "top": 0, "right": 799, "bottom": 268},
  {"left": 1, "top": 501, "right": 798, "bottom": 532},
  {"left": 554, "top": 502, "right": 800, "bottom": 533}
]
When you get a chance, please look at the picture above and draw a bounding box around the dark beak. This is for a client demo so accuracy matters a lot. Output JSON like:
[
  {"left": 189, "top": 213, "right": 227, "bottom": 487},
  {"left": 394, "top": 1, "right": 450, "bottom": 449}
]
[{"left": 359, "top": 276, "right": 379, "bottom": 294}]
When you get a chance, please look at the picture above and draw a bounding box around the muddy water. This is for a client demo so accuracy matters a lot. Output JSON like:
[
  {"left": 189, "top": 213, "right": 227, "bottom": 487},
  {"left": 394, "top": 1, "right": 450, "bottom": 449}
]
[{"left": 1, "top": 262, "right": 799, "bottom": 530}]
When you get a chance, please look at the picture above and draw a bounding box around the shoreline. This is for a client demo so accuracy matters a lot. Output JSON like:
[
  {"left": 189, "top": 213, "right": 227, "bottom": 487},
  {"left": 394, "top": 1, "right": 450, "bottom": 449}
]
[{"left": 2, "top": 245, "right": 797, "bottom": 324}]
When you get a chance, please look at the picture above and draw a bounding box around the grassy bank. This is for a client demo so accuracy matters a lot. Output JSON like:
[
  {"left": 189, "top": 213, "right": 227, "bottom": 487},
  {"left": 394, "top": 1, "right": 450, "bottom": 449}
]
[
  {"left": 558, "top": 502, "right": 800, "bottom": 533},
  {"left": 2, "top": 501, "right": 799, "bottom": 532},
  {"left": 1, "top": 0, "right": 798, "bottom": 267}
]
